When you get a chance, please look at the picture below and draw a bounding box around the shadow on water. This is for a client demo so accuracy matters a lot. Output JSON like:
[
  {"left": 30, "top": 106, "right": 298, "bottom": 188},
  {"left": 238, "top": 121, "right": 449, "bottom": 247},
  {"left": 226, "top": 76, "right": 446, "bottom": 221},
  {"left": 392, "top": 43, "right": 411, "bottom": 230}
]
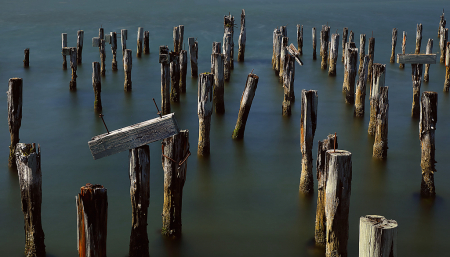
[
  {"left": 162, "top": 235, "right": 183, "bottom": 257},
  {"left": 305, "top": 237, "right": 326, "bottom": 257},
  {"left": 298, "top": 191, "right": 314, "bottom": 209}
]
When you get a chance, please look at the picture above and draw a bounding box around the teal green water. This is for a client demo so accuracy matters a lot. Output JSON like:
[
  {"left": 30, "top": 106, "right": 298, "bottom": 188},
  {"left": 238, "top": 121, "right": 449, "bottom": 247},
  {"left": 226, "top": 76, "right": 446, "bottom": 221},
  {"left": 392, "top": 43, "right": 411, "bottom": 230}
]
[{"left": 1, "top": 0, "right": 449, "bottom": 256}]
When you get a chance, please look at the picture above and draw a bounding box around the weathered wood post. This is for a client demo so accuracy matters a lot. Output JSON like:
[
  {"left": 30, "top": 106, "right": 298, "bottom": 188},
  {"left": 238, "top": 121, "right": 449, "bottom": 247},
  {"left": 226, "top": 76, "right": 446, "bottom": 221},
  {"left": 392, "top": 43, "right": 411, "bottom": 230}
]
[
  {"left": 69, "top": 47, "right": 78, "bottom": 91},
  {"left": 440, "top": 27, "right": 448, "bottom": 64},
  {"left": 223, "top": 32, "right": 232, "bottom": 81},
  {"left": 160, "top": 46, "right": 171, "bottom": 115},
  {"left": 92, "top": 62, "right": 102, "bottom": 111},
  {"left": 359, "top": 215, "right": 398, "bottom": 257},
  {"left": 129, "top": 145, "right": 150, "bottom": 257},
  {"left": 445, "top": 42, "right": 450, "bottom": 91},
  {"left": 368, "top": 63, "right": 385, "bottom": 136},
  {"left": 109, "top": 32, "right": 118, "bottom": 71},
  {"left": 24, "top": 48, "right": 29, "bottom": 68},
  {"left": 124, "top": 49, "right": 132, "bottom": 91},
  {"left": 312, "top": 27, "right": 317, "bottom": 60},
  {"left": 224, "top": 14, "right": 235, "bottom": 69},
  {"left": 188, "top": 38, "right": 198, "bottom": 77},
  {"left": 211, "top": 42, "right": 221, "bottom": 73},
  {"left": 390, "top": 28, "right": 398, "bottom": 63},
  {"left": 343, "top": 45, "right": 358, "bottom": 104},
  {"left": 420, "top": 91, "right": 437, "bottom": 198},
  {"left": 162, "top": 130, "right": 190, "bottom": 238},
  {"left": 282, "top": 53, "right": 295, "bottom": 116},
  {"left": 137, "top": 27, "right": 143, "bottom": 58},
  {"left": 349, "top": 30, "right": 355, "bottom": 43},
  {"left": 314, "top": 134, "right": 337, "bottom": 246},
  {"left": 325, "top": 149, "right": 352, "bottom": 257},
  {"left": 180, "top": 50, "right": 187, "bottom": 93},
  {"left": 355, "top": 56, "right": 370, "bottom": 117},
  {"left": 400, "top": 32, "right": 407, "bottom": 69},
  {"left": 121, "top": 29, "right": 128, "bottom": 57},
  {"left": 238, "top": 9, "right": 246, "bottom": 62},
  {"left": 424, "top": 39, "right": 433, "bottom": 82},
  {"left": 367, "top": 36, "right": 375, "bottom": 85},
  {"left": 415, "top": 23, "right": 423, "bottom": 54},
  {"left": 99, "top": 28, "right": 106, "bottom": 76},
  {"left": 273, "top": 29, "right": 282, "bottom": 73},
  {"left": 358, "top": 34, "right": 366, "bottom": 75},
  {"left": 170, "top": 51, "right": 180, "bottom": 102},
  {"left": 173, "top": 25, "right": 184, "bottom": 53},
  {"left": 8, "top": 78, "right": 23, "bottom": 168},
  {"left": 77, "top": 30, "right": 84, "bottom": 64},
  {"left": 328, "top": 33, "right": 339, "bottom": 76},
  {"left": 438, "top": 9, "right": 445, "bottom": 39},
  {"left": 62, "top": 33, "right": 67, "bottom": 69},
  {"left": 272, "top": 28, "right": 280, "bottom": 68},
  {"left": 321, "top": 25, "right": 330, "bottom": 69},
  {"left": 15, "top": 143, "right": 46, "bottom": 257},
  {"left": 297, "top": 24, "right": 303, "bottom": 55},
  {"left": 76, "top": 183, "right": 108, "bottom": 257},
  {"left": 299, "top": 90, "right": 318, "bottom": 195},
  {"left": 143, "top": 31, "right": 150, "bottom": 54},
  {"left": 213, "top": 53, "right": 225, "bottom": 114},
  {"left": 232, "top": 73, "right": 259, "bottom": 139},
  {"left": 373, "top": 86, "right": 389, "bottom": 159},
  {"left": 279, "top": 36, "right": 289, "bottom": 82},
  {"left": 341, "top": 27, "right": 348, "bottom": 62},
  {"left": 198, "top": 73, "right": 213, "bottom": 156}
]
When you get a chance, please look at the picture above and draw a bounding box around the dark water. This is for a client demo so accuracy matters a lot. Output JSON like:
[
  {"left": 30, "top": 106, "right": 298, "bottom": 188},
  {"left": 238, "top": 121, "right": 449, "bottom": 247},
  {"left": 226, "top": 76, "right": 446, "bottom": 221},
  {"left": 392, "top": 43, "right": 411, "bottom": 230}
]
[{"left": 1, "top": 0, "right": 449, "bottom": 256}]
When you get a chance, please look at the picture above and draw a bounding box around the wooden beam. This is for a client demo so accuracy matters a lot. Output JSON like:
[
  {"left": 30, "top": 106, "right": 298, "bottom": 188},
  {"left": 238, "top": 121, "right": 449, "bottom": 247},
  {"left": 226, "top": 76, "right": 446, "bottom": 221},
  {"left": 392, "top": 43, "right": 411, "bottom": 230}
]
[
  {"left": 88, "top": 113, "right": 179, "bottom": 160},
  {"left": 397, "top": 54, "right": 436, "bottom": 64}
]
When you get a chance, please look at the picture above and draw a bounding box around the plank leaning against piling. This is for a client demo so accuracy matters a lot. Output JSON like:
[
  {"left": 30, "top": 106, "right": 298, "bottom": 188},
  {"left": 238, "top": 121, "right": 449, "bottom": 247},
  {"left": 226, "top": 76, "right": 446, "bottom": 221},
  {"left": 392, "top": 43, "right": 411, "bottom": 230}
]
[{"left": 232, "top": 73, "right": 259, "bottom": 139}]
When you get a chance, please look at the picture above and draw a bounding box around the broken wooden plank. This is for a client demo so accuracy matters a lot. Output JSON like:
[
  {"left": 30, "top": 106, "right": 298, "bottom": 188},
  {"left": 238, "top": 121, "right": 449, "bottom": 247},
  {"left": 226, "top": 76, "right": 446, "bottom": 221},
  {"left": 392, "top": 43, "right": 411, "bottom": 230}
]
[
  {"left": 397, "top": 54, "right": 436, "bottom": 64},
  {"left": 288, "top": 43, "right": 303, "bottom": 65},
  {"left": 88, "top": 113, "right": 179, "bottom": 160}
]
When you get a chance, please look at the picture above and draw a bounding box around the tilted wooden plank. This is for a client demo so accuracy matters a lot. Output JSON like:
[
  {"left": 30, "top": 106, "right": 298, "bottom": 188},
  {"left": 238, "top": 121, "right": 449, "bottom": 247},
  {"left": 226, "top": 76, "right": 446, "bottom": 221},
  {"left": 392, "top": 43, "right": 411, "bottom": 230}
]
[
  {"left": 88, "top": 113, "right": 179, "bottom": 160},
  {"left": 62, "top": 47, "right": 71, "bottom": 56},
  {"left": 92, "top": 37, "right": 101, "bottom": 47},
  {"left": 397, "top": 54, "right": 436, "bottom": 64},
  {"left": 287, "top": 44, "right": 303, "bottom": 66}
]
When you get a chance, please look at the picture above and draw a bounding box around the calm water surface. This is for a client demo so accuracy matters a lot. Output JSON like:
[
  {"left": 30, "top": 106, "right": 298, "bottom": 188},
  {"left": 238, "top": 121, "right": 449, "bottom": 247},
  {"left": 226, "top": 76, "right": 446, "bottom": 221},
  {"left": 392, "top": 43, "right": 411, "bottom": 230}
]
[{"left": 1, "top": 0, "right": 449, "bottom": 256}]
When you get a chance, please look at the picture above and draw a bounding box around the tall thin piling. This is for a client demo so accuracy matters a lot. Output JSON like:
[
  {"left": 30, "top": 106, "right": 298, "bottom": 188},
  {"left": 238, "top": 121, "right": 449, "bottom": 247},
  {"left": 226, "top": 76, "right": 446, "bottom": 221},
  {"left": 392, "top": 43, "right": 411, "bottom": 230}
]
[
  {"left": 160, "top": 46, "right": 170, "bottom": 115},
  {"left": 373, "top": 86, "right": 389, "bottom": 159},
  {"left": 143, "top": 31, "right": 150, "bottom": 54},
  {"left": 7, "top": 78, "right": 22, "bottom": 168},
  {"left": 121, "top": 29, "right": 128, "bottom": 57},
  {"left": 62, "top": 33, "right": 67, "bottom": 69},
  {"left": 328, "top": 33, "right": 339, "bottom": 76},
  {"left": 282, "top": 53, "right": 295, "bottom": 116},
  {"left": 355, "top": 56, "right": 370, "bottom": 117},
  {"left": 213, "top": 53, "right": 225, "bottom": 114},
  {"left": 124, "top": 49, "right": 132, "bottom": 91},
  {"left": 424, "top": 39, "right": 433, "bottom": 82},
  {"left": 92, "top": 62, "right": 102, "bottom": 111},
  {"left": 415, "top": 24, "right": 423, "bottom": 54},
  {"left": 180, "top": 50, "right": 187, "bottom": 93},
  {"left": 312, "top": 27, "right": 317, "bottom": 60},
  {"left": 400, "top": 32, "right": 407, "bottom": 69},
  {"left": 359, "top": 34, "right": 366, "bottom": 74},
  {"left": 232, "top": 73, "right": 259, "bottom": 139},
  {"left": 211, "top": 42, "right": 221, "bottom": 73},
  {"left": 445, "top": 42, "right": 450, "bottom": 91},
  {"left": 343, "top": 46, "right": 358, "bottom": 104},
  {"left": 297, "top": 24, "right": 303, "bottom": 55},
  {"left": 368, "top": 64, "right": 386, "bottom": 135},
  {"left": 419, "top": 91, "right": 437, "bottom": 198},
  {"left": 173, "top": 25, "right": 184, "bottom": 53},
  {"left": 24, "top": 48, "right": 29, "bottom": 68},
  {"left": 411, "top": 64, "right": 423, "bottom": 118},
  {"left": 390, "top": 28, "right": 398, "bottom": 63},
  {"left": 349, "top": 30, "right": 354, "bottom": 43},
  {"left": 198, "top": 73, "right": 214, "bottom": 156},
  {"left": 279, "top": 36, "right": 289, "bottom": 82},
  {"left": 170, "top": 52, "right": 180, "bottom": 102},
  {"left": 224, "top": 14, "right": 235, "bottom": 69},
  {"left": 300, "top": 90, "right": 318, "bottom": 195},
  {"left": 321, "top": 25, "right": 330, "bottom": 69},
  {"left": 438, "top": 9, "right": 445, "bottom": 39},
  {"left": 440, "top": 27, "right": 448, "bottom": 63},
  {"left": 77, "top": 30, "right": 84, "bottom": 64},
  {"left": 367, "top": 36, "right": 375, "bottom": 85},
  {"left": 223, "top": 32, "right": 232, "bottom": 81},
  {"left": 188, "top": 37, "right": 198, "bottom": 77},
  {"left": 359, "top": 215, "right": 398, "bottom": 257},
  {"left": 69, "top": 47, "right": 77, "bottom": 91},
  {"left": 238, "top": 9, "right": 246, "bottom": 62},
  {"left": 110, "top": 32, "right": 118, "bottom": 71},
  {"left": 341, "top": 27, "right": 348, "bottom": 62},
  {"left": 99, "top": 28, "right": 106, "bottom": 76},
  {"left": 137, "top": 27, "right": 143, "bottom": 58}
]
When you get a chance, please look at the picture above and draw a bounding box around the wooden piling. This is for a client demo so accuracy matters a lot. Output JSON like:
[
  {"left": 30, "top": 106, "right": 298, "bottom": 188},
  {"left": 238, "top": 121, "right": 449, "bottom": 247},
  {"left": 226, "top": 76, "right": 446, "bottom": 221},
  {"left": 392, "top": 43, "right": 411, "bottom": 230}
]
[
  {"left": 368, "top": 63, "right": 386, "bottom": 135},
  {"left": 162, "top": 130, "right": 189, "bottom": 238},
  {"left": 282, "top": 53, "right": 295, "bottom": 116},
  {"left": 129, "top": 145, "right": 150, "bottom": 257},
  {"left": 343, "top": 45, "right": 358, "bottom": 104},
  {"left": 232, "top": 73, "right": 259, "bottom": 139},
  {"left": 445, "top": 42, "right": 450, "bottom": 91},
  {"left": 121, "top": 29, "right": 128, "bottom": 57},
  {"left": 424, "top": 39, "right": 433, "bottom": 82},
  {"left": 373, "top": 86, "right": 389, "bottom": 159},
  {"left": 349, "top": 30, "right": 354, "bottom": 43},
  {"left": 419, "top": 91, "right": 437, "bottom": 198},
  {"left": 325, "top": 150, "right": 352, "bottom": 257},
  {"left": 320, "top": 25, "right": 330, "bottom": 69},
  {"left": 299, "top": 90, "right": 318, "bottom": 195},
  {"left": 99, "top": 28, "right": 106, "bottom": 76},
  {"left": 180, "top": 50, "right": 187, "bottom": 93},
  {"left": 62, "top": 33, "right": 67, "bottom": 69},
  {"left": 359, "top": 215, "right": 398, "bottom": 257},
  {"left": 341, "top": 27, "right": 348, "bottom": 62},
  {"left": 415, "top": 24, "right": 423, "bottom": 54},
  {"left": 188, "top": 37, "right": 198, "bottom": 77},
  {"left": 170, "top": 52, "right": 180, "bottom": 102},
  {"left": 358, "top": 34, "right": 366, "bottom": 75},
  {"left": 110, "top": 32, "right": 118, "bottom": 71},
  {"left": 143, "top": 31, "right": 150, "bottom": 54},
  {"left": 297, "top": 24, "right": 303, "bottom": 55},
  {"left": 355, "top": 56, "right": 370, "bottom": 117},
  {"left": 137, "top": 27, "right": 143, "bottom": 58},
  {"left": 238, "top": 9, "right": 246, "bottom": 62},
  {"left": 400, "top": 32, "right": 407, "bottom": 69},
  {"left": 8, "top": 78, "right": 22, "bottom": 168},
  {"left": 367, "top": 37, "right": 375, "bottom": 85},
  {"left": 312, "top": 27, "right": 317, "bottom": 60},
  {"left": 438, "top": 9, "right": 445, "bottom": 39},
  {"left": 328, "top": 33, "right": 339, "bottom": 76},
  {"left": 224, "top": 14, "right": 235, "bottom": 69},
  {"left": 411, "top": 63, "right": 423, "bottom": 118},
  {"left": 223, "top": 32, "right": 232, "bottom": 81},
  {"left": 174, "top": 25, "right": 184, "bottom": 53},
  {"left": 77, "top": 30, "right": 84, "bottom": 64},
  {"left": 124, "top": 49, "right": 132, "bottom": 92},
  {"left": 92, "top": 62, "right": 102, "bottom": 111},
  {"left": 211, "top": 42, "right": 221, "bottom": 73},
  {"left": 23, "top": 48, "right": 29, "bottom": 68},
  {"left": 273, "top": 30, "right": 282, "bottom": 73},
  {"left": 76, "top": 183, "right": 108, "bottom": 257},
  {"left": 198, "top": 73, "right": 214, "bottom": 156},
  {"left": 314, "top": 135, "right": 338, "bottom": 246},
  {"left": 390, "top": 28, "right": 398, "bottom": 63},
  {"left": 160, "top": 46, "right": 171, "bottom": 115},
  {"left": 213, "top": 53, "right": 225, "bottom": 114},
  {"left": 272, "top": 28, "right": 280, "bottom": 68},
  {"left": 69, "top": 47, "right": 77, "bottom": 91},
  {"left": 279, "top": 36, "right": 289, "bottom": 82},
  {"left": 440, "top": 27, "right": 448, "bottom": 64},
  {"left": 15, "top": 143, "right": 46, "bottom": 257}
]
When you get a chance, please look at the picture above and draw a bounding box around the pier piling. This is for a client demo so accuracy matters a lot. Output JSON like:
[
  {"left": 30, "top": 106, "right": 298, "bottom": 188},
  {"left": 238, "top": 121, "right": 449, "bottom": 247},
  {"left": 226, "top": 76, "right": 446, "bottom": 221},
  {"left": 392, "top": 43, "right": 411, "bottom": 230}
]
[
  {"left": 420, "top": 91, "right": 437, "bottom": 198},
  {"left": 198, "top": 73, "right": 214, "bottom": 156},
  {"left": 359, "top": 215, "right": 398, "bottom": 257},
  {"left": 232, "top": 73, "right": 259, "bottom": 140},
  {"left": 8, "top": 78, "right": 22, "bottom": 168}
]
